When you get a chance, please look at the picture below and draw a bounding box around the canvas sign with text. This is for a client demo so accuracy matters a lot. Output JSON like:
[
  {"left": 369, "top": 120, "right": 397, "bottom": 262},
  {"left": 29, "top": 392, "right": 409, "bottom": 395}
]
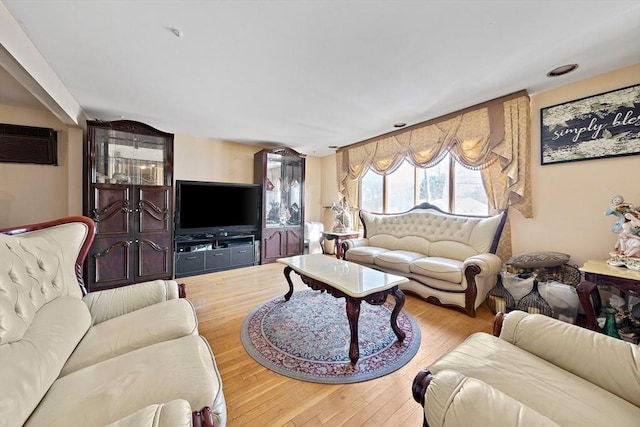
[{"left": 540, "top": 84, "right": 640, "bottom": 165}]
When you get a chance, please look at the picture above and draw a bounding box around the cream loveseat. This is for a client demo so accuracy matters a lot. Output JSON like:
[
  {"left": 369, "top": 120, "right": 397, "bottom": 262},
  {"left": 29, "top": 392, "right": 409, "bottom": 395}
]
[
  {"left": 412, "top": 311, "right": 640, "bottom": 427},
  {"left": 342, "top": 203, "right": 507, "bottom": 316},
  {"left": 0, "top": 216, "right": 226, "bottom": 427}
]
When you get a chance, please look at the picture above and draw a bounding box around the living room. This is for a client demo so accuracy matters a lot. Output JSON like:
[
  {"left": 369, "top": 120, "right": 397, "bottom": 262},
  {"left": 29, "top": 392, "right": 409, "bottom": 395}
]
[
  {"left": 1, "top": 1, "right": 640, "bottom": 426},
  {"left": 2, "top": 64, "right": 638, "bottom": 268}
]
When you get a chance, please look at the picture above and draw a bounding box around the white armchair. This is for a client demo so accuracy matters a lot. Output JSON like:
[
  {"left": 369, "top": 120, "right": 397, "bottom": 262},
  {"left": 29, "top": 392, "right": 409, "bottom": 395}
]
[{"left": 0, "top": 216, "right": 226, "bottom": 427}]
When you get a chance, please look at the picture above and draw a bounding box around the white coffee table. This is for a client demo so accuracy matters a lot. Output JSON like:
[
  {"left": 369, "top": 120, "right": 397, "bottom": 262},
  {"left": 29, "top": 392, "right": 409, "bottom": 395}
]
[{"left": 277, "top": 253, "right": 410, "bottom": 364}]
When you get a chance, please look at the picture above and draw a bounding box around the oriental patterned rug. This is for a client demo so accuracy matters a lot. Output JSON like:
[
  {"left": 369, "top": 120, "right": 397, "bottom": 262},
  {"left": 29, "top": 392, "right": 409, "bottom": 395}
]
[{"left": 240, "top": 289, "right": 421, "bottom": 384}]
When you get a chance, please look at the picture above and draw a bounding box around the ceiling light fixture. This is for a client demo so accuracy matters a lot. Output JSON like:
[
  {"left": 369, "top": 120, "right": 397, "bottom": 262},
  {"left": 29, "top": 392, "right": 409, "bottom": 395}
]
[
  {"left": 393, "top": 122, "right": 407, "bottom": 128},
  {"left": 547, "top": 64, "right": 578, "bottom": 77}
]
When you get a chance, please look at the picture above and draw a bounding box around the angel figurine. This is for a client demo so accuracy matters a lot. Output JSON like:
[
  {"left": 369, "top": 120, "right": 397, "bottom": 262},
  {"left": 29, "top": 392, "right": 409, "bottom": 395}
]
[
  {"left": 606, "top": 195, "right": 640, "bottom": 268},
  {"left": 605, "top": 195, "right": 636, "bottom": 233}
]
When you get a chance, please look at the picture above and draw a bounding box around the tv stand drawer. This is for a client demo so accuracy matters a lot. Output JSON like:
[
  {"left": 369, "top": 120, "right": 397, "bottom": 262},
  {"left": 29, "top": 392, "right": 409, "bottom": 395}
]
[
  {"left": 176, "top": 252, "right": 205, "bottom": 274},
  {"left": 206, "top": 249, "right": 231, "bottom": 270},
  {"left": 231, "top": 246, "right": 254, "bottom": 266}
]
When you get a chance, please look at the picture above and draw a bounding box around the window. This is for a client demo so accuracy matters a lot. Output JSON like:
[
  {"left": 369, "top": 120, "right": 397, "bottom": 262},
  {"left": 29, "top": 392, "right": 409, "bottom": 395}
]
[
  {"left": 359, "top": 153, "right": 488, "bottom": 215},
  {"left": 453, "top": 159, "right": 488, "bottom": 215},
  {"left": 361, "top": 168, "right": 383, "bottom": 212},
  {"left": 386, "top": 160, "right": 416, "bottom": 212}
]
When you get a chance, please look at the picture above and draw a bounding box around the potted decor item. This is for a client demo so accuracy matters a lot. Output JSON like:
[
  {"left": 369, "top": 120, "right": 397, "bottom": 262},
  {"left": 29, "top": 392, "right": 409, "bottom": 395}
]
[{"left": 602, "top": 307, "right": 622, "bottom": 339}]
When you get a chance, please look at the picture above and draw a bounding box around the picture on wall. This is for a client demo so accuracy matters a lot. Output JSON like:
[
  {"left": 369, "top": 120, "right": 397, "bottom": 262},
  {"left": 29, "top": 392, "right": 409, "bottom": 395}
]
[{"left": 540, "top": 84, "right": 640, "bottom": 165}]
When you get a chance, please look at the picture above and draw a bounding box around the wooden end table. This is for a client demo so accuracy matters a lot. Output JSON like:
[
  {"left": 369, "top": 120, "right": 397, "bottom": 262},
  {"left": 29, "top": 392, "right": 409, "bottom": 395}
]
[
  {"left": 577, "top": 259, "right": 640, "bottom": 330},
  {"left": 319, "top": 231, "right": 360, "bottom": 259},
  {"left": 277, "top": 254, "right": 409, "bottom": 364}
]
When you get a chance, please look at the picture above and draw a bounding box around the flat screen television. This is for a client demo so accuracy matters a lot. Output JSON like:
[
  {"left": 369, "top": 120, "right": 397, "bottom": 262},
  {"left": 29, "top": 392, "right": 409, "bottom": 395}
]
[{"left": 175, "top": 180, "right": 261, "bottom": 236}]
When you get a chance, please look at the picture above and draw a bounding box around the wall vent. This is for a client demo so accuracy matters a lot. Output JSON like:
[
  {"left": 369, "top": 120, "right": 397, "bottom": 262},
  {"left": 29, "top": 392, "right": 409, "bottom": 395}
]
[{"left": 0, "top": 123, "right": 57, "bottom": 165}]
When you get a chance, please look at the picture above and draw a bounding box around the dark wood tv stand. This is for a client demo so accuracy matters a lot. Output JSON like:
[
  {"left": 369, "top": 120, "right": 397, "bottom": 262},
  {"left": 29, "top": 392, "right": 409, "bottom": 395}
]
[{"left": 175, "top": 233, "right": 257, "bottom": 278}]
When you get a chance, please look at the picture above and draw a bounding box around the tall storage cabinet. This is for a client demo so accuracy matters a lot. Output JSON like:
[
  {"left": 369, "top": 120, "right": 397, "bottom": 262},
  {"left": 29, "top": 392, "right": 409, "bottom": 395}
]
[
  {"left": 84, "top": 120, "right": 174, "bottom": 292},
  {"left": 254, "top": 148, "right": 305, "bottom": 264}
]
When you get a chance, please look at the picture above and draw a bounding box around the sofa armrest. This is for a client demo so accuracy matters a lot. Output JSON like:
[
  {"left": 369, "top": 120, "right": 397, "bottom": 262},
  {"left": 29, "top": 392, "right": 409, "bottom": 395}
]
[
  {"left": 83, "top": 280, "right": 184, "bottom": 325},
  {"left": 105, "top": 399, "right": 197, "bottom": 427},
  {"left": 462, "top": 253, "right": 502, "bottom": 277},
  {"left": 342, "top": 237, "right": 369, "bottom": 250},
  {"left": 342, "top": 237, "right": 369, "bottom": 259},
  {"left": 499, "top": 310, "right": 640, "bottom": 407},
  {"left": 414, "top": 369, "right": 560, "bottom": 427}
]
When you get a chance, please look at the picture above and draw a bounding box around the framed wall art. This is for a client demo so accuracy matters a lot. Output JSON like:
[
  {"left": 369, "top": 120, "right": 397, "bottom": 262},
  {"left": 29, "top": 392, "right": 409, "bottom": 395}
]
[{"left": 540, "top": 84, "right": 640, "bottom": 165}]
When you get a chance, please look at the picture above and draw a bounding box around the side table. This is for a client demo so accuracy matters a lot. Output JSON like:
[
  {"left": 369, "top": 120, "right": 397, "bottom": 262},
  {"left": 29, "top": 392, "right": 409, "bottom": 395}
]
[
  {"left": 319, "top": 231, "right": 360, "bottom": 259},
  {"left": 576, "top": 259, "right": 640, "bottom": 330}
]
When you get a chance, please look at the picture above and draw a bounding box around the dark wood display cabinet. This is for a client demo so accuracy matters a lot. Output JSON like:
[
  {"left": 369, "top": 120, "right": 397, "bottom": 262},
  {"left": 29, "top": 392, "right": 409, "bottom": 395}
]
[
  {"left": 254, "top": 148, "right": 305, "bottom": 264},
  {"left": 84, "top": 120, "right": 174, "bottom": 292}
]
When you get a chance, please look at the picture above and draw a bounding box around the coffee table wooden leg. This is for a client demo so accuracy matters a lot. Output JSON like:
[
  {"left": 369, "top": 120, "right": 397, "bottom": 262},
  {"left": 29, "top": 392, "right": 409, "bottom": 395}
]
[
  {"left": 283, "top": 266, "right": 295, "bottom": 301},
  {"left": 391, "top": 287, "right": 406, "bottom": 342},
  {"left": 346, "top": 297, "right": 361, "bottom": 364}
]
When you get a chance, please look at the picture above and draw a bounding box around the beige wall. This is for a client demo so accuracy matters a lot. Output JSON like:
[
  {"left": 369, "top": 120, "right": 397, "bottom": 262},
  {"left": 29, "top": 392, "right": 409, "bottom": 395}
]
[
  {"left": 319, "top": 154, "right": 342, "bottom": 231},
  {"left": 173, "top": 135, "right": 258, "bottom": 184},
  {"left": 2, "top": 65, "right": 638, "bottom": 270},
  {"left": 0, "top": 104, "right": 83, "bottom": 227},
  {"left": 304, "top": 155, "right": 323, "bottom": 223}
]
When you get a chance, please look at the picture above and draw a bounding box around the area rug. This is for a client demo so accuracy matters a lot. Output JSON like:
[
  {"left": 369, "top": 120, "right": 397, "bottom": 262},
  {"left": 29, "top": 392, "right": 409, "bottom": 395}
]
[{"left": 241, "top": 289, "right": 421, "bottom": 383}]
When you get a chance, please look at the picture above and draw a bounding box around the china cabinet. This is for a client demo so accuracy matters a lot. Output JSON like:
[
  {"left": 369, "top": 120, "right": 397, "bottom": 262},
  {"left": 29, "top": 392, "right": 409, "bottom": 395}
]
[
  {"left": 254, "top": 148, "right": 305, "bottom": 264},
  {"left": 83, "top": 120, "right": 174, "bottom": 292}
]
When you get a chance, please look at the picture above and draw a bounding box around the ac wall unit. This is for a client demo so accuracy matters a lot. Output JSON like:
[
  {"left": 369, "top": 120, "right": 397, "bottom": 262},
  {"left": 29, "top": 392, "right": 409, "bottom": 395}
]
[{"left": 0, "top": 123, "right": 57, "bottom": 165}]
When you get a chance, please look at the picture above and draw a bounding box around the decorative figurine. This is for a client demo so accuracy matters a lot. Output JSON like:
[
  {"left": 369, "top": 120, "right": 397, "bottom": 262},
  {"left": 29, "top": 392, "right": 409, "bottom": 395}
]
[
  {"left": 289, "top": 203, "right": 300, "bottom": 224},
  {"left": 279, "top": 206, "right": 291, "bottom": 225},
  {"left": 605, "top": 195, "right": 637, "bottom": 233},
  {"left": 331, "top": 197, "right": 352, "bottom": 232},
  {"left": 616, "top": 222, "right": 640, "bottom": 258},
  {"left": 606, "top": 195, "right": 640, "bottom": 270}
]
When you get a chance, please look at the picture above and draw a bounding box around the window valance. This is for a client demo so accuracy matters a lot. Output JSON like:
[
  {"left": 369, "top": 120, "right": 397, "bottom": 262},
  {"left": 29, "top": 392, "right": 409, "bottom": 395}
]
[{"left": 336, "top": 90, "right": 532, "bottom": 219}]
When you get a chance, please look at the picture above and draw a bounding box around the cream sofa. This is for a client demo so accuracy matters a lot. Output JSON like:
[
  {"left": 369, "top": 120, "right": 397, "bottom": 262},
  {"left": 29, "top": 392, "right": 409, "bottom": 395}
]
[
  {"left": 342, "top": 203, "right": 507, "bottom": 316},
  {"left": 412, "top": 310, "right": 640, "bottom": 427},
  {"left": 0, "top": 216, "right": 226, "bottom": 427}
]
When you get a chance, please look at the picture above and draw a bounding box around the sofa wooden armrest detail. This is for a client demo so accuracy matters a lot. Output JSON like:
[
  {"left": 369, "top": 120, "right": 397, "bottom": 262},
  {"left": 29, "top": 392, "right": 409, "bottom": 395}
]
[
  {"left": 412, "top": 370, "right": 433, "bottom": 427},
  {"left": 412, "top": 370, "right": 433, "bottom": 406},
  {"left": 462, "top": 263, "right": 481, "bottom": 317},
  {"left": 178, "top": 282, "right": 187, "bottom": 298},
  {"left": 492, "top": 311, "right": 505, "bottom": 336},
  {"left": 193, "top": 406, "right": 216, "bottom": 427}
]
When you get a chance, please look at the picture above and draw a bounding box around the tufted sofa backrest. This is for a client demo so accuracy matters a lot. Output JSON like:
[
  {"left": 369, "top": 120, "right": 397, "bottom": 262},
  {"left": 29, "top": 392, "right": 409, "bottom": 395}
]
[
  {"left": 360, "top": 204, "right": 506, "bottom": 261},
  {"left": 0, "top": 221, "right": 91, "bottom": 345}
]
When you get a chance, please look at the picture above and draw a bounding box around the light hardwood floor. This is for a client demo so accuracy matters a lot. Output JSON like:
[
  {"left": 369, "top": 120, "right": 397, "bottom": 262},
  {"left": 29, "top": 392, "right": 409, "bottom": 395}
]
[{"left": 181, "top": 260, "right": 495, "bottom": 427}]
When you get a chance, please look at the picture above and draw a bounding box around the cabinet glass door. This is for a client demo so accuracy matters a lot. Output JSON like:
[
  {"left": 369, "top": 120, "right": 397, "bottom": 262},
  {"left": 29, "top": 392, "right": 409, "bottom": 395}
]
[
  {"left": 283, "top": 156, "right": 302, "bottom": 226},
  {"left": 93, "top": 128, "right": 167, "bottom": 186},
  {"left": 265, "top": 153, "right": 303, "bottom": 227}
]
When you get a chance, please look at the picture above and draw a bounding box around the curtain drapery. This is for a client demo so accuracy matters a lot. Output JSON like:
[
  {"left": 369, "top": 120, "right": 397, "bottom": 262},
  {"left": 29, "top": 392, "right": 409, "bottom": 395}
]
[{"left": 336, "top": 90, "right": 532, "bottom": 260}]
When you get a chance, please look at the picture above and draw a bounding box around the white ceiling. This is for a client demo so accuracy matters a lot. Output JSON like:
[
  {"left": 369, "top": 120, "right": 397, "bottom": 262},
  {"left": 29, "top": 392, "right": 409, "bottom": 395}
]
[{"left": 1, "top": 0, "right": 639, "bottom": 157}]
